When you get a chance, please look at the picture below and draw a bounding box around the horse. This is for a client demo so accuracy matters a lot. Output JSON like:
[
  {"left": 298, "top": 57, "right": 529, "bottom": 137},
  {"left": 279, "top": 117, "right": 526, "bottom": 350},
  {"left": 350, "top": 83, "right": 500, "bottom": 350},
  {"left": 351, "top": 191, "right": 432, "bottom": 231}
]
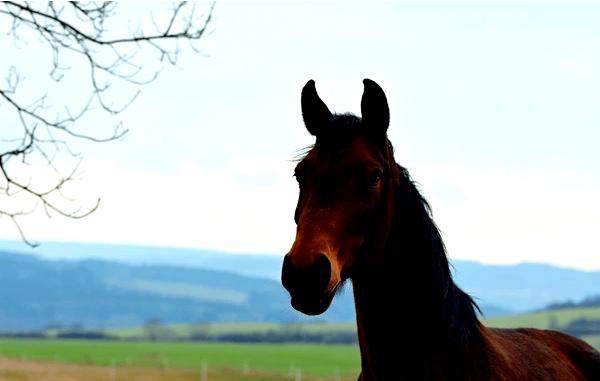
[{"left": 281, "top": 79, "right": 600, "bottom": 380}]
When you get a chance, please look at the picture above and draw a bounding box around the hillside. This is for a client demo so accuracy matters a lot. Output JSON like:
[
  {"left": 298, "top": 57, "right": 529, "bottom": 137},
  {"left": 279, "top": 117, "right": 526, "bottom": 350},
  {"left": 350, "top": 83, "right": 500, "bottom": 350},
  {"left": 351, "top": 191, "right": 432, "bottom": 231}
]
[
  {"left": 4, "top": 241, "right": 600, "bottom": 313},
  {"left": 0, "top": 251, "right": 355, "bottom": 331},
  {"left": 452, "top": 261, "right": 600, "bottom": 312},
  {"left": 545, "top": 295, "right": 600, "bottom": 311},
  {"left": 486, "top": 307, "right": 600, "bottom": 330},
  {"left": 485, "top": 306, "right": 600, "bottom": 348},
  {"left": 2, "top": 242, "right": 600, "bottom": 332}
]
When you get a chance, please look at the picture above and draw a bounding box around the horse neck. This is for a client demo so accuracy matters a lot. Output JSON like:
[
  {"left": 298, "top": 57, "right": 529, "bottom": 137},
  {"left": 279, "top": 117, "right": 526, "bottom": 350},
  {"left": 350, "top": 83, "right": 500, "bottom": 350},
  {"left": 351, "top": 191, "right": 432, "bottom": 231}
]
[{"left": 351, "top": 165, "right": 486, "bottom": 380}]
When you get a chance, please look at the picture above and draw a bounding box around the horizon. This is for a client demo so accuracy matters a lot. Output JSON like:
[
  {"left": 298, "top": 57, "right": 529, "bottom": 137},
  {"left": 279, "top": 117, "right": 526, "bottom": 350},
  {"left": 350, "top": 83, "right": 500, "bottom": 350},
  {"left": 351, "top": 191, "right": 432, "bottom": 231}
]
[
  {"left": 1, "top": 3, "right": 599, "bottom": 270},
  {"left": 1, "top": 239, "right": 598, "bottom": 274}
]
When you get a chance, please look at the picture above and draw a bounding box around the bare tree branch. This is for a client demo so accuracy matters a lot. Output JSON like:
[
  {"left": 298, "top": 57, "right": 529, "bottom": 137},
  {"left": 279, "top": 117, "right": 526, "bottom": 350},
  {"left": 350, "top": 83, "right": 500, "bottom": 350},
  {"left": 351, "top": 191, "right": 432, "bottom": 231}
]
[{"left": 0, "top": 1, "right": 214, "bottom": 245}]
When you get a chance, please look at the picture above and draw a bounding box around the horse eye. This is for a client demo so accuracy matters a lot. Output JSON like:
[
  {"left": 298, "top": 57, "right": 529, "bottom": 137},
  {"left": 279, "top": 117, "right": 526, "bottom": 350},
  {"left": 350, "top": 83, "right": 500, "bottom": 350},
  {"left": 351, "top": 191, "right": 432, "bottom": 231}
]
[{"left": 367, "top": 170, "right": 383, "bottom": 188}]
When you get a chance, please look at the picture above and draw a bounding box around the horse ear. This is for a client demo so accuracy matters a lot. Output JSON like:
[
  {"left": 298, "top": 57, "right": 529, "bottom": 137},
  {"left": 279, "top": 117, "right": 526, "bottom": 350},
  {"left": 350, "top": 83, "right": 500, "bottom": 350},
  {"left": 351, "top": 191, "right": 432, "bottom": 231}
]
[
  {"left": 361, "top": 79, "right": 390, "bottom": 135},
  {"left": 301, "top": 80, "right": 332, "bottom": 136}
]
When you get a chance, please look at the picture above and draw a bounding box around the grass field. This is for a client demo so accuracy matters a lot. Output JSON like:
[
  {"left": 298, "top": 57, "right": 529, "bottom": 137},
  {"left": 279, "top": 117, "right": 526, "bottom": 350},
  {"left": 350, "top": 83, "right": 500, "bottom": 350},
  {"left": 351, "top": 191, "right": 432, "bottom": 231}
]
[
  {"left": 484, "top": 307, "right": 600, "bottom": 330},
  {"left": 0, "top": 339, "right": 360, "bottom": 378},
  {"left": 484, "top": 307, "right": 600, "bottom": 351},
  {"left": 0, "top": 355, "right": 356, "bottom": 381},
  {"left": 103, "top": 306, "right": 600, "bottom": 340},
  {"left": 583, "top": 335, "right": 600, "bottom": 349},
  {"left": 2, "top": 308, "right": 599, "bottom": 381},
  {"left": 105, "top": 322, "right": 357, "bottom": 340}
]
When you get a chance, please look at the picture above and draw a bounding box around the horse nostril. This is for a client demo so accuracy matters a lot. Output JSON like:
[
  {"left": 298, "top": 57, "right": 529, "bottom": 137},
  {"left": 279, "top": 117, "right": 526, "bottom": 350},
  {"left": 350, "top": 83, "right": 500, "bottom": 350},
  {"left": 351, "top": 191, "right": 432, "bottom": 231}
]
[
  {"left": 281, "top": 253, "right": 332, "bottom": 295},
  {"left": 281, "top": 255, "right": 299, "bottom": 292},
  {"left": 309, "top": 254, "right": 332, "bottom": 293}
]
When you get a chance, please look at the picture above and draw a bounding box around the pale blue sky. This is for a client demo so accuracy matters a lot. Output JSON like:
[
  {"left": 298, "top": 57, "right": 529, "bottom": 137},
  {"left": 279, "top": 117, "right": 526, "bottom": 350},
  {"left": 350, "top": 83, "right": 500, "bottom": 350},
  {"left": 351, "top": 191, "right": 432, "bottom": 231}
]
[{"left": 1, "top": 2, "right": 600, "bottom": 269}]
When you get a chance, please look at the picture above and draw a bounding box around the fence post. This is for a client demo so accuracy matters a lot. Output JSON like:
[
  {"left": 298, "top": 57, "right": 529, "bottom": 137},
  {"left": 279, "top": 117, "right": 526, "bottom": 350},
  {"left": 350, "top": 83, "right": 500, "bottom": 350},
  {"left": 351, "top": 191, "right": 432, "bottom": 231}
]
[
  {"left": 200, "top": 360, "right": 208, "bottom": 381},
  {"left": 110, "top": 359, "right": 116, "bottom": 381},
  {"left": 160, "top": 352, "right": 169, "bottom": 370},
  {"left": 334, "top": 367, "right": 341, "bottom": 381}
]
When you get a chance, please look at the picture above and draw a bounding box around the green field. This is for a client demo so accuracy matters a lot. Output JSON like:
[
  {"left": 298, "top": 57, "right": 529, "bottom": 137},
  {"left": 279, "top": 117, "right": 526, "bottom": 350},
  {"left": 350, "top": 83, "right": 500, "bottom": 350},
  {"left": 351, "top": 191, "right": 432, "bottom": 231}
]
[
  {"left": 0, "top": 339, "right": 360, "bottom": 377},
  {"left": 2, "top": 308, "right": 599, "bottom": 379},
  {"left": 583, "top": 335, "right": 600, "bottom": 349},
  {"left": 484, "top": 307, "right": 600, "bottom": 350},
  {"left": 484, "top": 307, "right": 600, "bottom": 329},
  {"left": 105, "top": 308, "right": 600, "bottom": 342},
  {"left": 105, "top": 322, "right": 356, "bottom": 340}
]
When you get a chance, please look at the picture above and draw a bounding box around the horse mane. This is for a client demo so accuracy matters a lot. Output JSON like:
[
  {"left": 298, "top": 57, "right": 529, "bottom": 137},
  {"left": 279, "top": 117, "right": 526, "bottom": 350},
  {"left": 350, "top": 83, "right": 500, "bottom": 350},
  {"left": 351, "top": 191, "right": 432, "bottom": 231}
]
[
  {"left": 293, "top": 114, "right": 363, "bottom": 161},
  {"left": 395, "top": 161, "right": 482, "bottom": 345},
  {"left": 329, "top": 113, "right": 362, "bottom": 131}
]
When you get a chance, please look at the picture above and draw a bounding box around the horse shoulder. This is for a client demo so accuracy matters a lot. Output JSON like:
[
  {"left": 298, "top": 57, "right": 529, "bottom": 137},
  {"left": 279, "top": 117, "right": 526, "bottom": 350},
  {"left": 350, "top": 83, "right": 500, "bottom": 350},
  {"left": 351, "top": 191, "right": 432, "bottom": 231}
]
[{"left": 483, "top": 326, "right": 599, "bottom": 380}]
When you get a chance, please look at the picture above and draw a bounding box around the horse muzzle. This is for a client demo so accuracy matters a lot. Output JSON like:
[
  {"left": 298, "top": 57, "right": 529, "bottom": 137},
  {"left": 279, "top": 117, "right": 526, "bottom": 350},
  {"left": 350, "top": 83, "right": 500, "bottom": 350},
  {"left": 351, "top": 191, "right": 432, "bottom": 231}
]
[{"left": 281, "top": 253, "right": 337, "bottom": 315}]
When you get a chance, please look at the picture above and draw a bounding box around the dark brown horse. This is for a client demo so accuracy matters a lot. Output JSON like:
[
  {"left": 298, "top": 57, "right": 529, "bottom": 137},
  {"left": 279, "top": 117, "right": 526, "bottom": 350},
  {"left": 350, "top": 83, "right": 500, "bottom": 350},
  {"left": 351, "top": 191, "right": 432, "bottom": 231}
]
[{"left": 281, "top": 79, "right": 600, "bottom": 380}]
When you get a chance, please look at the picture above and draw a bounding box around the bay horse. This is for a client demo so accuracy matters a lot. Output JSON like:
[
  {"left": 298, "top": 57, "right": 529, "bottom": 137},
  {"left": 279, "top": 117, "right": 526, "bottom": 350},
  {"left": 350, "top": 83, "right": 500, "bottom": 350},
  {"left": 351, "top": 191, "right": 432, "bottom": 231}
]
[{"left": 281, "top": 79, "right": 600, "bottom": 380}]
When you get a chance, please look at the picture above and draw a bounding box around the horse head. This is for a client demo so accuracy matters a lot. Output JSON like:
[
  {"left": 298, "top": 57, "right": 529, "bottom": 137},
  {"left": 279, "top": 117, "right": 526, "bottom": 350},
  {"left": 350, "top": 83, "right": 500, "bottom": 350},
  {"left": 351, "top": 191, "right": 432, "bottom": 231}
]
[{"left": 281, "top": 79, "right": 395, "bottom": 315}]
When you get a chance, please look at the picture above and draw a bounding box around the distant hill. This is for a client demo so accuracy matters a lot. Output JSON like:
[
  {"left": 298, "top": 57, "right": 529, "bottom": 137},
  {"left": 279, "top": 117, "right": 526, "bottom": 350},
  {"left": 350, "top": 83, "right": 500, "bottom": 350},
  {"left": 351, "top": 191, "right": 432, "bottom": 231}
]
[
  {"left": 451, "top": 261, "right": 600, "bottom": 312},
  {"left": 486, "top": 307, "right": 600, "bottom": 330},
  {"left": 1, "top": 241, "right": 600, "bottom": 328},
  {"left": 0, "top": 241, "right": 284, "bottom": 279},
  {"left": 0, "top": 251, "right": 355, "bottom": 332},
  {"left": 544, "top": 295, "right": 600, "bottom": 311}
]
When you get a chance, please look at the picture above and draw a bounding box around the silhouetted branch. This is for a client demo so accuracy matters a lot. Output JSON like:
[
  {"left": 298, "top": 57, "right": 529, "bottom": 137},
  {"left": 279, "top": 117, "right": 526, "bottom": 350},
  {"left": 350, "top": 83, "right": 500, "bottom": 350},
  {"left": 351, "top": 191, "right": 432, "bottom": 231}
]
[{"left": 0, "top": 1, "right": 214, "bottom": 245}]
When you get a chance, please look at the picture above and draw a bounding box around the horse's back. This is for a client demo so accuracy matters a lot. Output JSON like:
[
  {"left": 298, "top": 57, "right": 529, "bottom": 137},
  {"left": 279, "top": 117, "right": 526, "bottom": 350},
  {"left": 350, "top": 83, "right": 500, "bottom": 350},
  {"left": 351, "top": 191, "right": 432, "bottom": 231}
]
[
  {"left": 486, "top": 326, "right": 600, "bottom": 381},
  {"left": 535, "top": 328, "right": 600, "bottom": 380}
]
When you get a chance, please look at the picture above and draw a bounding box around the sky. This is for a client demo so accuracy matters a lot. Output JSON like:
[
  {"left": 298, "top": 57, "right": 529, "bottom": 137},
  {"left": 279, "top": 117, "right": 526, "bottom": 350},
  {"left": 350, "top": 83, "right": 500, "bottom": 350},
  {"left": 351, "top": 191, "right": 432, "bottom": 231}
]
[{"left": 1, "top": 2, "right": 600, "bottom": 270}]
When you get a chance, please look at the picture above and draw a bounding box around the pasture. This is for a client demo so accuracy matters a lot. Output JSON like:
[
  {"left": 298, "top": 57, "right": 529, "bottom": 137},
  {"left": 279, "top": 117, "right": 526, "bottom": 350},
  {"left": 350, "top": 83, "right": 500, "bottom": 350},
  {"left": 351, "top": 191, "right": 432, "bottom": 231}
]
[
  {"left": 1, "top": 308, "right": 599, "bottom": 380},
  {"left": 105, "top": 306, "right": 600, "bottom": 351},
  {"left": 484, "top": 306, "right": 600, "bottom": 329},
  {"left": 485, "top": 307, "right": 600, "bottom": 346},
  {"left": 105, "top": 322, "right": 356, "bottom": 340},
  {"left": 0, "top": 355, "right": 358, "bottom": 381},
  {"left": 0, "top": 339, "right": 360, "bottom": 379}
]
